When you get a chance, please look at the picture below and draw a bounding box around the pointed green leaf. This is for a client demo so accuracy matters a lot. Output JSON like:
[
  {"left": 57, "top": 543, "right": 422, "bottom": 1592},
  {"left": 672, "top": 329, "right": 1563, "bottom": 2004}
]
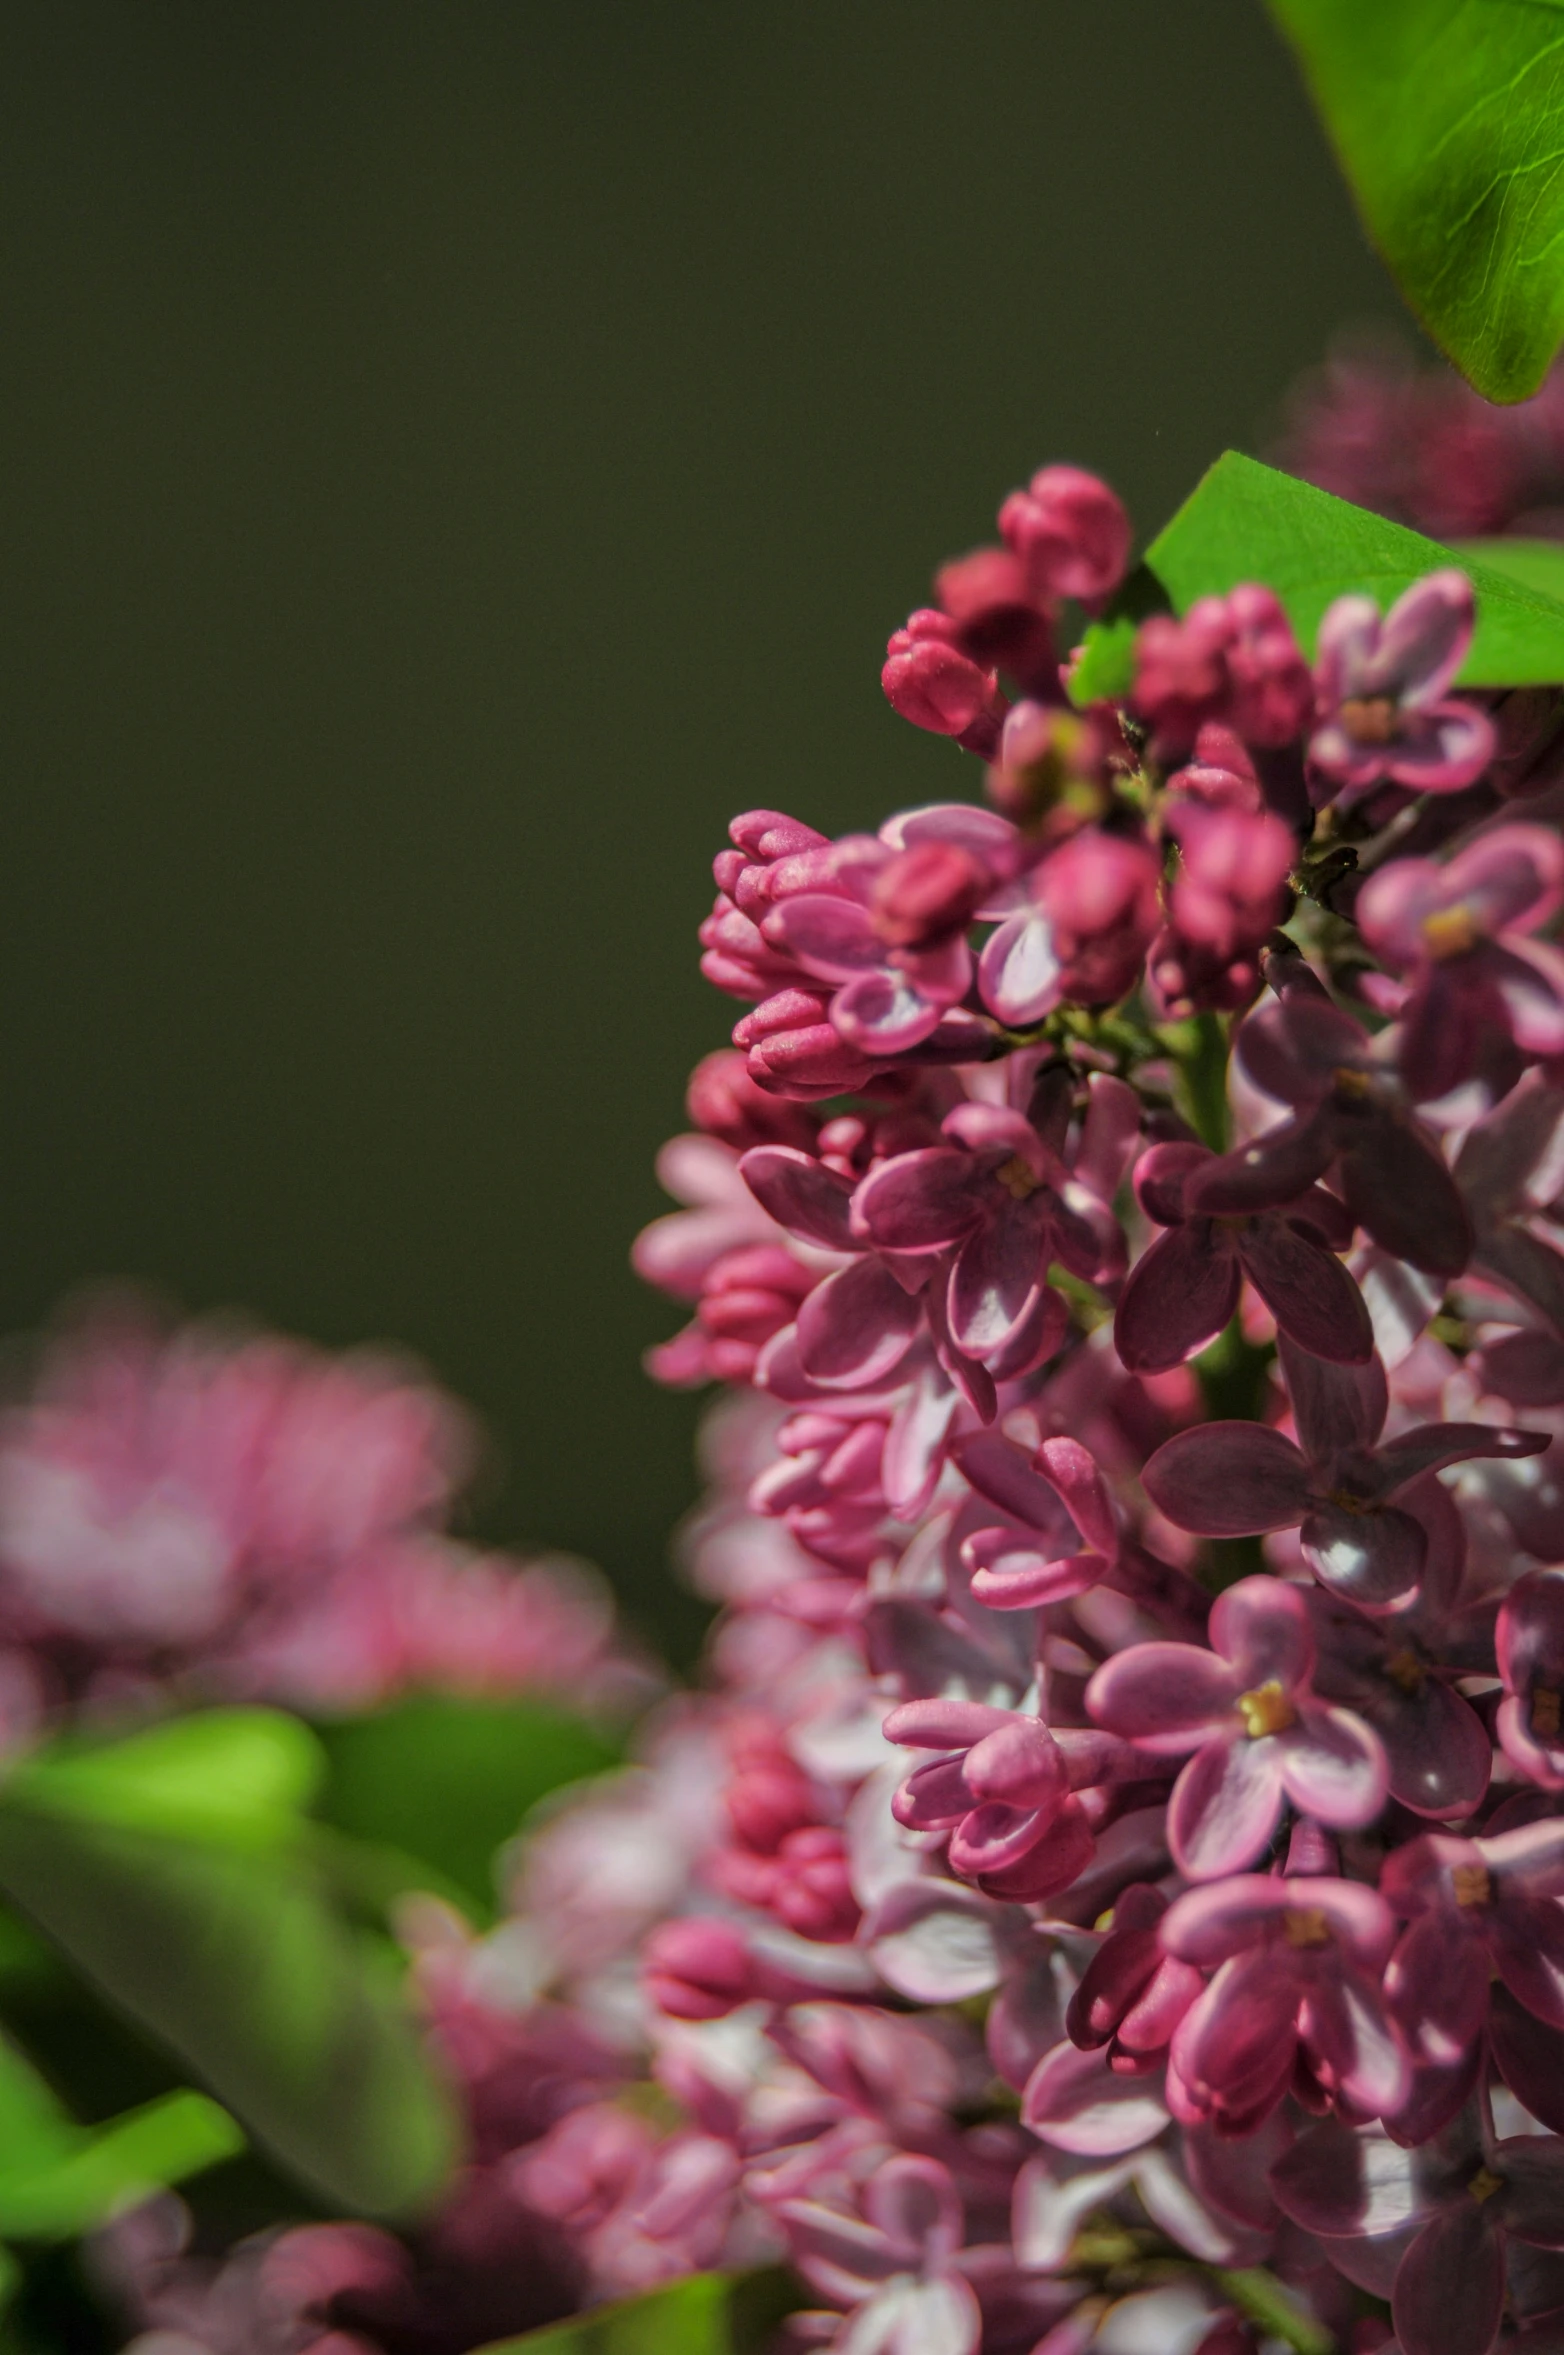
[
  {"left": 0, "top": 1802, "right": 459, "bottom": 2220},
  {"left": 1455, "top": 536, "right": 1564, "bottom": 606},
  {"left": 474, "top": 2268, "right": 799, "bottom": 2355},
  {"left": 1064, "top": 617, "right": 1138, "bottom": 709},
  {"left": 1266, "top": 0, "right": 1564, "bottom": 401},
  {"left": 1145, "top": 451, "right": 1564, "bottom": 685}
]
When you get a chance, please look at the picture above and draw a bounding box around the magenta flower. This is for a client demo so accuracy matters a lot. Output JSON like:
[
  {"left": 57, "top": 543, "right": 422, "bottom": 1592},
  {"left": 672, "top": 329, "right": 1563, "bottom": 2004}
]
[
  {"left": 778, "top": 2153, "right": 981, "bottom": 2355},
  {"left": 761, "top": 835, "right": 991, "bottom": 1055},
  {"left": 1064, "top": 1883, "right": 1203, "bottom": 2076},
  {"left": 738, "top": 1140, "right": 929, "bottom": 1393},
  {"left": 1497, "top": 1568, "right": 1564, "bottom": 1787},
  {"left": 1187, "top": 981, "right": 1473, "bottom": 1276},
  {"left": 884, "top": 1693, "right": 1146, "bottom": 1903},
  {"left": 1141, "top": 1339, "right": 1545, "bottom": 1610},
  {"left": 1305, "top": 1489, "right": 1493, "bottom": 1820},
  {"left": 1161, "top": 1871, "right": 1408, "bottom": 2132},
  {"left": 976, "top": 829, "right": 1161, "bottom": 1027},
  {"left": 1112, "top": 1137, "right": 1372, "bottom": 1373},
  {"left": 996, "top": 464, "right": 1131, "bottom": 610},
  {"left": 1132, "top": 585, "right": 1313, "bottom": 751},
  {"left": 850, "top": 1104, "right": 1106, "bottom": 1365},
  {"left": 882, "top": 609, "right": 1010, "bottom": 758},
  {"left": 949, "top": 1429, "right": 1121, "bottom": 1611},
  {"left": 1145, "top": 801, "right": 1296, "bottom": 1020},
  {"left": 1085, "top": 1576, "right": 1386, "bottom": 1878},
  {"left": 1269, "top": 2106, "right": 1564, "bottom": 2355},
  {"left": 1309, "top": 569, "right": 1495, "bottom": 797},
  {"left": 1357, "top": 824, "right": 1564, "bottom": 1100},
  {"left": 702, "top": 808, "right": 834, "bottom": 1001},
  {"left": 1381, "top": 1819, "right": 1564, "bottom": 2079}
]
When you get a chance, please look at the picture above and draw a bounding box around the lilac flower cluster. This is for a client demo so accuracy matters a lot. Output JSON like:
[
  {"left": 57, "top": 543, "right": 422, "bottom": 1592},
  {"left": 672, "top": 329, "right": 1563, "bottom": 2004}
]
[
  {"left": 0, "top": 1297, "right": 642, "bottom": 1744},
  {"left": 617, "top": 456, "right": 1564, "bottom": 2355},
  {"left": 102, "top": 430, "right": 1564, "bottom": 2355}
]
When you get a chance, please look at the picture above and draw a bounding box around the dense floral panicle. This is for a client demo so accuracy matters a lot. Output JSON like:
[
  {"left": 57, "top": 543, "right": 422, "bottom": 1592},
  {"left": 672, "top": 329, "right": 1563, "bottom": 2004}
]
[{"left": 124, "top": 404, "right": 1564, "bottom": 2354}]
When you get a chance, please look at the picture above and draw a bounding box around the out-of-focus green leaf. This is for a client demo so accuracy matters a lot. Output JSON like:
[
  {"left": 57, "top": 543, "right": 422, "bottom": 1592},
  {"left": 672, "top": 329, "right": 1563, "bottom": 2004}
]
[
  {"left": 474, "top": 2268, "right": 799, "bottom": 2355},
  {"left": 8, "top": 1710, "right": 323, "bottom": 1849},
  {"left": 0, "top": 1801, "right": 459, "bottom": 2220},
  {"left": 0, "top": 2089, "right": 242, "bottom": 2241},
  {"left": 0, "top": 2031, "right": 240, "bottom": 2239},
  {"left": 1455, "top": 536, "right": 1564, "bottom": 607},
  {"left": 1064, "top": 617, "right": 1138, "bottom": 709},
  {"left": 1145, "top": 452, "right": 1564, "bottom": 685},
  {"left": 314, "top": 1696, "right": 621, "bottom": 1915},
  {"left": 1266, "top": 0, "right": 1564, "bottom": 402}
]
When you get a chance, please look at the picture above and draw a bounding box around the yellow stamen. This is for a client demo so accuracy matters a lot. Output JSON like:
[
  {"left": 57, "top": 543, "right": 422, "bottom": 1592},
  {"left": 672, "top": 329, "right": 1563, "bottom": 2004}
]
[
  {"left": 1339, "top": 693, "right": 1400, "bottom": 746},
  {"left": 1534, "top": 1685, "right": 1562, "bottom": 1741},
  {"left": 1421, "top": 905, "right": 1478, "bottom": 960},
  {"left": 1384, "top": 1647, "right": 1426, "bottom": 1695},
  {"left": 1333, "top": 1065, "right": 1371, "bottom": 1101},
  {"left": 1283, "top": 1906, "right": 1330, "bottom": 1948},
  {"left": 1237, "top": 1678, "right": 1296, "bottom": 1739},
  {"left": 1452, "top": 1864, "right": 1491, "bottom": 1910},
  {"left": 1468, "top": 2166, "right": 1504, "bottom": 2205},
  {"left": 996, "top": 1154, "right": 1042, "bottom": 1202}
]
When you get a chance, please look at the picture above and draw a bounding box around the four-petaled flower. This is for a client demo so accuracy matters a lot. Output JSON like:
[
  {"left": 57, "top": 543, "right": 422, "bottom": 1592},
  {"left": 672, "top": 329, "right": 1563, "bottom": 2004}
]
[
  {"left": 1085, "top": 1575, "right": 1387, "bottom": 1878},
  {"left": 778, "top": 2152, "right": 982, "bottom": 2355},
  {"left": 1309, "top": 569, "right": 1495, "bottom": 798},
  {"left": 1357, "top": 823, "right": 1564, "bottom": 1102},
  {"left": 1141, "top": 1339, "right": 1545, "bottom": 1611},
  {"left": 1269, "top": 2106, "right": 1564, "bottom": 2355},
  {"left": 1160, "top": 1871, "right": 1409, "bottom": 2132},
  {"left": 1113, "top": 1136, "right": 1372, "bottom": 1373}
]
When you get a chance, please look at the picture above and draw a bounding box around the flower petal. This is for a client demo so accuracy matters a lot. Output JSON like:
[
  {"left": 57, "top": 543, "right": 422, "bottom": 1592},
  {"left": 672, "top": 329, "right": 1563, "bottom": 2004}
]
[
  {"left": 852, "top": 1149, "right": 984, "bottom": 1253},
  {"left": 1113, "top": 1223, "right": 1241, "bottom": 1374},
  {"left": 1392, "top": 2202, "right": 1504, "bottom": 2355},
  {"left": 797, "top": 1258, "right": 923, "bottom": 1388},
  {"left": 1237, "top": 1216, "right": 1374, "bottom": 1365},
  {"left": 1085, "top": 1643, "right": 1240, "bottom": 1754},
  {"left": 740, "top": 1145, "right": 857, "bottom": 1249},
  {"left": 978, "top": 906, "right": 1061, "bottom": 1027},
  {"left": 1141, "top": 1422, "right": 1311, "bottom": 1536},
  {"left": 1277, "top": 1701, "right": 1388, "bottom": 1829},
  {"left": 1168, "top": 1732, "right": 1285, "bottom": 1879},
  {"left": 947, "top": 1200, "right": 1049, "bottom": 1356},
  {"left": 832, "top": 967, "right": 947, "bottom": 1053},
  {"left": 1021, "top": 2040, "right": 1169, "bottom": 2155},
  {"left": 1300, "top": 1499, "right": 1426, "bottom": 1611},
  {"left": 767, "top": 892, "right": 882, "bottom": 980}
]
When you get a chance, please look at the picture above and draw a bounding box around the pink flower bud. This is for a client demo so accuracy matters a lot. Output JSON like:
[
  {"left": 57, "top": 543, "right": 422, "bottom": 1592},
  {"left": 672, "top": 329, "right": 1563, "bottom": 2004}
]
[
  {"left": 643, "top": 1918, "right": 755, "bottom": 2020},
  {"left": 998, "top": 464, "right": 1131, "bottom": 608}
]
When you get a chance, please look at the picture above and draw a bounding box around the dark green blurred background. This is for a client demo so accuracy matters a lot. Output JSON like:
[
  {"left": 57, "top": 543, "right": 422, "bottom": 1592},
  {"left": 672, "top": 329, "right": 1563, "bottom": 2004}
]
[{"left": 0, "top": 2, "right": 1399, "bottom": 1655}]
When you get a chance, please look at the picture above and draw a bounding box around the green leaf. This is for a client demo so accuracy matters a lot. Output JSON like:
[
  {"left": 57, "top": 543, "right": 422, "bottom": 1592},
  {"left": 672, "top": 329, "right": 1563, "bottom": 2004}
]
[
  {"left": 1145, "top": 451, "right": 1564, "bottom": 685},
  {"left": 474, "top": 2268, "right": 799, "bottom": 2355},
  {"left": 0, "top": 2088, "right": 242, "bottom": 2241},
  {"left": 1266, "top": 0, "right": 1564, "bottom": 402},
  {"left": 0, "top": 1800, "right": 459, "bottom": 2220},
  {"left": 0, "top": 2031, "right": 241, "bottom": 2239},
  {"left": 1455, "top": 536, "right": 1564, "bottom": 606},
  {"left": 8, "top": 1709, "right": 324, "bottom": 1850},
  {"left": 314, "top": 1696, "right": 621, "bottom": 1915},
  {"left": 1064, "top": 617, "right": 1138, "bottom": 709}
]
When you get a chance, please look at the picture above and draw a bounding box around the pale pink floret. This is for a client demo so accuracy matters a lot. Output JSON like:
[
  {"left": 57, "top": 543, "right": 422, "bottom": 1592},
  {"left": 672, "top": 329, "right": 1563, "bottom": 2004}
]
[
  {"left": 1085, "top": 1576, "right": 1387, "bottom": 1879},
  {"left": 977, "top": 830, "right": 1161, "bottom": 1028},
  {"left": 1309, "top": 569, "right": 1495, "bottom": 797},
  {"left": 779, "top": 2153, "right": 981, "bottom": 2355},
  {"left": 1357, "top": 822, "right": 1564, "bottom": 1101},
  {"left": 1161, "top": 1871, "right": 1408, "bottom": 2131}
]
